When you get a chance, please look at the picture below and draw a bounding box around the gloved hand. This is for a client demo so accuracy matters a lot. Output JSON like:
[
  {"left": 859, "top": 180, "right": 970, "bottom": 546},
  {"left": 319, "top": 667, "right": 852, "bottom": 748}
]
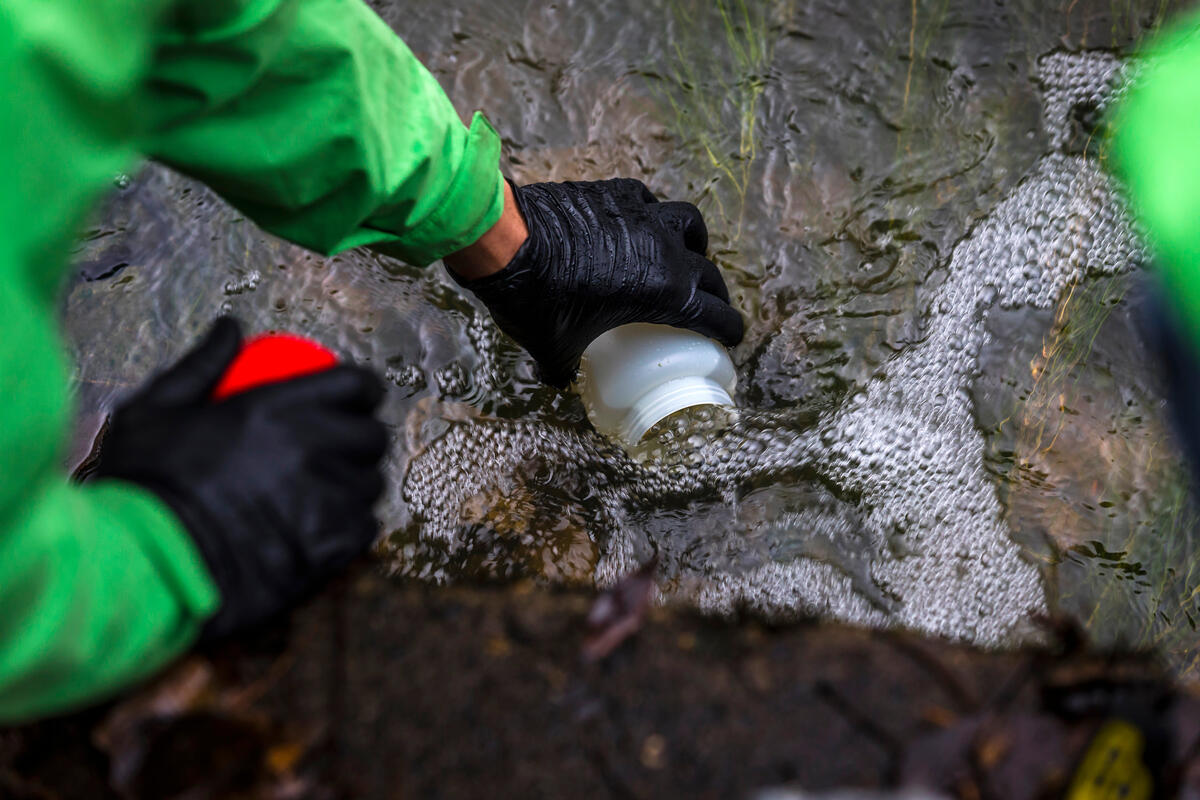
[
  {"left": 451, "top": 179, "right": 744, "bottom": 387},
  {"left": 95, "top": 317, "right": 388, "bottom": 641}
]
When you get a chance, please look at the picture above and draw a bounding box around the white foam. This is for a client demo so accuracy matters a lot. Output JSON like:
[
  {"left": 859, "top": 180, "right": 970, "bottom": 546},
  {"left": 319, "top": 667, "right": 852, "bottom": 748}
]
[{"left": 399, "top": 52, "right": 1147, "bottom": 646}]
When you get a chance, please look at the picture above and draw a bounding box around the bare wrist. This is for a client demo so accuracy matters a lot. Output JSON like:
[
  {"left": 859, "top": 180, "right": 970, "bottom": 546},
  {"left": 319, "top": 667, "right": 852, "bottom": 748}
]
[{"left": 444, "top": 179, "right": 528, "bottom": 281}]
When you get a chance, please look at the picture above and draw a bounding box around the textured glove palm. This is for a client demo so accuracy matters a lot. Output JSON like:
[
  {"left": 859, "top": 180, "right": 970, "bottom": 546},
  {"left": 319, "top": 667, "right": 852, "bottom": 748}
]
[
  {"left": 95, "top": 318, "right": 388, "bottom": 641},
  {"left": 454, "top": 179, "right": 744, "bottom": 387}
]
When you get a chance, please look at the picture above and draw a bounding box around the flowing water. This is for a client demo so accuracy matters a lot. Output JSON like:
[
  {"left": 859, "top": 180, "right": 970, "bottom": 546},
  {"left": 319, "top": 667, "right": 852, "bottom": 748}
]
[{"left": 64, "top": 0, "right": 1200, "bottom": 673}]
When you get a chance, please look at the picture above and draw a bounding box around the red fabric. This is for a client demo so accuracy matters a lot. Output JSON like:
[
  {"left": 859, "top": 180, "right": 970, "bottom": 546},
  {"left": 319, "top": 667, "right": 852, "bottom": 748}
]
[{"left": 212, "top": 334, "right": 338, "bottom": 400}]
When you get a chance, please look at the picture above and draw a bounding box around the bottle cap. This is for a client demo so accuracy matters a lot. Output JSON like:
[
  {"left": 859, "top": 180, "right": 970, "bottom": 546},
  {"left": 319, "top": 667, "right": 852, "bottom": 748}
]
[{"left": 213, "top": 333, "right": 338, "bottom": 400}]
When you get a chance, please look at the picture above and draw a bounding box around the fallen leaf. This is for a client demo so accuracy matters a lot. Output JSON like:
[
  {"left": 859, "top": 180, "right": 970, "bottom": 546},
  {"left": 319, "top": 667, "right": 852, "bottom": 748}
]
[
  {"left": 266, "top": 741, "right": 306, "bottom": 775},
  {"left": 640, "top": 734, "right": 666, "bottom": 770},
  {"left": 92, "top": 654, "right": 321, "bottom": 799},
  {"left": 974, "top": 730, "right": 1011, "bottom": 769},
  {"left": 920, "top": 706, "right": 958, "bottom": 728}
]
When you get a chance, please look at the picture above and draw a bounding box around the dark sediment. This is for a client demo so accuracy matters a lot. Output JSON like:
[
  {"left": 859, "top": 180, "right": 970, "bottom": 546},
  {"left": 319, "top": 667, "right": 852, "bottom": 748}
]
[{"left": 3, "top": 567, "right": 1199, "bottom": 799}]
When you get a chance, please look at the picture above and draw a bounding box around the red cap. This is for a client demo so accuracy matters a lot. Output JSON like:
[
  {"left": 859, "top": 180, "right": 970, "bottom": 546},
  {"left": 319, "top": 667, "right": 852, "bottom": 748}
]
[{"left": 213, "top": 333, "right": 338, "bottom": 400}]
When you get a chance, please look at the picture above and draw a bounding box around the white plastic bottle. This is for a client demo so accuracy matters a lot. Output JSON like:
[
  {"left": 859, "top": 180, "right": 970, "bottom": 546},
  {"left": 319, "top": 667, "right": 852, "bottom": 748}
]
[{"left": 575, "top": 323, "right": 737, "bottom": 446}]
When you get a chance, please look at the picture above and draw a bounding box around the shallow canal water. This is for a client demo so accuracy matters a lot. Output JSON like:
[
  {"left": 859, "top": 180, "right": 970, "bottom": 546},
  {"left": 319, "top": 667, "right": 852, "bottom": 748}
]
[{"left": 65, "top": 0, "right": 1200, "bottom": 674}]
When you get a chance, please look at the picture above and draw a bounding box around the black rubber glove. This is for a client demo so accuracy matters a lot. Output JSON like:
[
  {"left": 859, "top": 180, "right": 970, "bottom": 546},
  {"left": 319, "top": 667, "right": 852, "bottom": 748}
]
[
  {"left": 95, "top": 317, "right": 388, "bottom": 641},
  {"left": 452, "top": 179, "right": 744, "bottom": 387}
]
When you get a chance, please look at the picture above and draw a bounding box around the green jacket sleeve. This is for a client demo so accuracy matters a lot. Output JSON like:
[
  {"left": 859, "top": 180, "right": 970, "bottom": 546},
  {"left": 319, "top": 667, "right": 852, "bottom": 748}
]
[
  {"left": 145, "top": 0, "right": 506, "bottom": 266},
  {"left": 1111, "top": 11, "right": 1200, "bottom": 351},
  {"left": 1, "top": 0, "right": 502, "bottom": 721},
  {"left": 0, "top": 0, "right": 220, "bottom": 722}
]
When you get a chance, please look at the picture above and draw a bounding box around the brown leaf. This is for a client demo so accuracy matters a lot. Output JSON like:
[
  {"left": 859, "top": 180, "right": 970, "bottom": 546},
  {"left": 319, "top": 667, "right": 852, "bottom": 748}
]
[
  {"left": 92, "top": 656, "right": 320, "bottom": 799},
  {"left": 920, "top": 705, "right": 958, "bottom": 728},
  {"left": 974, "top": 730, "right": 1011, "bottom": 769},
  {"left": 266, "top": 741, "right": 306, "bottom": 775},
  {"left": 94, "top": 658, "right": 217, "bottom": 789}
]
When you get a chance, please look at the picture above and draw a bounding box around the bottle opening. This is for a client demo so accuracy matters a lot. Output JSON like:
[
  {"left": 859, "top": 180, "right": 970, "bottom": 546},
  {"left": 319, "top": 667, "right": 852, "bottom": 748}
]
[{"left": 621, "top": 375, "right": 733, "bottom": 444}]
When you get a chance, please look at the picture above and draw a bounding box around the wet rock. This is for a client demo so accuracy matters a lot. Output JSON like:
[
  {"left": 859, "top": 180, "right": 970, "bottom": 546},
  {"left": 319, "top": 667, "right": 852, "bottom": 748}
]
[{"left": 76, "top": 245, "right": 132, "bottom": 282}]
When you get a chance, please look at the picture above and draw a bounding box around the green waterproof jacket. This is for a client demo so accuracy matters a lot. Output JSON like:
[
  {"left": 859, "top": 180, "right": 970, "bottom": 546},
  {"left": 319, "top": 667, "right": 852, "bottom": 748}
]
[
  {"left": 1113, "top": 11, "right": 1200, "bottom": 352},
  {"left": 0, "top": 0, "right": 503, "bottom": 721}
]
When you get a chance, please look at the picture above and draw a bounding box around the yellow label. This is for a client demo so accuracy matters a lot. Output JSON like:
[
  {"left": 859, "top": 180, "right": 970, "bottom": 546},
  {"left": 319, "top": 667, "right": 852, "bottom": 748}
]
[{"left": 1065, "top": 719, "right": 1153, "bottom": 800}]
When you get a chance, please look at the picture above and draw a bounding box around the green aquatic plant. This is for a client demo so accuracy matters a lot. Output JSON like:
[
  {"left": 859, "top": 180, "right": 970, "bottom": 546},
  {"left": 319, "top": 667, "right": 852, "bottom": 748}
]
[
  {"left": 1066, "top": 475, "right": 1200, "bottom": 682},
  {"left": 993, "top": 271, "right": 1200, "bottom": 683},
  {"left": 1077, "top": 0, "right": 1176, "bottom": 49},
  {"left": 651, "top": 0, "right": 1200, "bottom": 674},
  {"left": 650, "top": 0, "right": 784, "bottom": 242}
]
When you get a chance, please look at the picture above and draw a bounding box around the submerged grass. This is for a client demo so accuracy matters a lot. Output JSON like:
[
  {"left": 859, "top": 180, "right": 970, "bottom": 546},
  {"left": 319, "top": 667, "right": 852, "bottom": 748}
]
[
  {"left": 997, "top": 4, "right": 1200, "bottom": 679},
  {"left": 649, "top": 0, "right": 784, "bottom": 243},
  {"left": 651, "top": 0, "right": 1199, "bottom": 675},
  {"left": 1001, "top": 273, "right": 1200, "bottom": 681},
  {"left": 1066, "top": 475, "right": 1200, "bottom": 682}
]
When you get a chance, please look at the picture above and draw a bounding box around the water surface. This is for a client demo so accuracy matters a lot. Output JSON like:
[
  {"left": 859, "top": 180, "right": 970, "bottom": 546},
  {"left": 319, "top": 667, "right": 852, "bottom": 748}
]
[{"left": 65, "top": 0, "right": 1200, "bottom": 675}]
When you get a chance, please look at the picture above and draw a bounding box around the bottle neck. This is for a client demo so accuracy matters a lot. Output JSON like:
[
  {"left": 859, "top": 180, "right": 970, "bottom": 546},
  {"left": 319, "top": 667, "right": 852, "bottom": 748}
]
[{"left": 620, "top": 375, "right": 733, "bottom": 444}]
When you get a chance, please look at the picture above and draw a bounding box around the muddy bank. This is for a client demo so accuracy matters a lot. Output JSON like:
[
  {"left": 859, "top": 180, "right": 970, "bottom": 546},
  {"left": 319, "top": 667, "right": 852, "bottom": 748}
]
[{"left": 4, "top": 569, "right": 1199, "bottom": 799}]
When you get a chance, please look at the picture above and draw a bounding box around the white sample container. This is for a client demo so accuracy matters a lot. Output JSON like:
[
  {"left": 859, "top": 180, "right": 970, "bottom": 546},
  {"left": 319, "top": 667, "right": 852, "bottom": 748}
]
[{"left": 576, "top": 323, "right": 737, "bottom": 445}]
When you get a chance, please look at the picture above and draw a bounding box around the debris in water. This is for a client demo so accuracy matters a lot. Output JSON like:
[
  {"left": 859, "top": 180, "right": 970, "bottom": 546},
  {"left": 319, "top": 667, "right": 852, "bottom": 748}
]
[
  {"left": 582, "top": 556, "right": 657, "bottom": 661},
  {"left": 76, "top": 245, "right": 132, "bottom": 281},
  {"left": 92, "top": 657, "right": 319, "bottom": 800}
]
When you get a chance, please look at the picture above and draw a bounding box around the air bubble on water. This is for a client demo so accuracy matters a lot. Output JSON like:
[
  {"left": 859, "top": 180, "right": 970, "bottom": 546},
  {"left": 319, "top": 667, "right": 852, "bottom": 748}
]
[
  {"left": 223, "top": 270, "right": 261, "bottom": 296},
  {"left": 434, "top": 362, "right": 470, "bottom": 397},
  {"left": 385, "top": 364, "right": 426, "bottom": 391},
  {"left": 979, "top": 284, "right": 998, "bottom": 308}
]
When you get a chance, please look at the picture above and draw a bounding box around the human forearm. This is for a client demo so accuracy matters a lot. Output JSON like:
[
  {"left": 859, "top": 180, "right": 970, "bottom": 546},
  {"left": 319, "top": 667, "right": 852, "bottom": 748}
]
[
  {"left": 147, "top": 0, "right": 506, "bottom": 266},
  {"left": 1112, "top": 9, "right": 1200, "bottom": 350},
  {"left": 443, "top": 180, "right": 529, "bottom": 280},
  {"left": 0, "top": 0, "right": 220, "bottom": 720},
  {"left": 0, "top": 478, "right": 218, "bottom": 722}
]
